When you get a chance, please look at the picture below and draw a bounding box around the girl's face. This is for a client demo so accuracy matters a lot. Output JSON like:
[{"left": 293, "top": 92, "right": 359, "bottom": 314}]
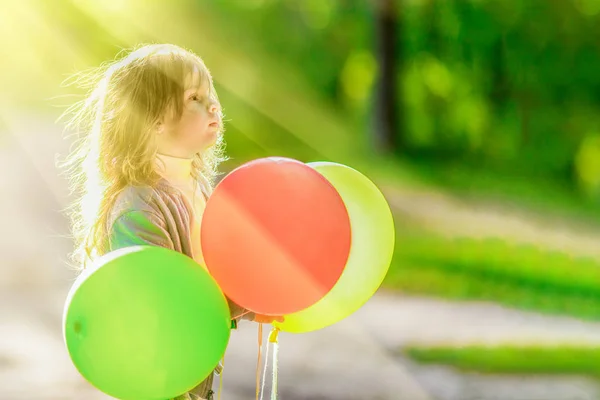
[{"left": 157, "top": 76, "right": 221, "bottom": 158}]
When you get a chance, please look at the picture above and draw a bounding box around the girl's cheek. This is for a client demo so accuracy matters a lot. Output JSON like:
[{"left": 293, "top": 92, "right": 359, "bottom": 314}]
[{"left": 189, "top": 104, "right": 208, "bottom": 118}]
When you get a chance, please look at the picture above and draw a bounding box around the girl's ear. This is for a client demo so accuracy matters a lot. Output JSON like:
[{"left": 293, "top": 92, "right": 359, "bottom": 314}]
[{"left": 156, "top": 109, "right": 172, "bottom": 135}]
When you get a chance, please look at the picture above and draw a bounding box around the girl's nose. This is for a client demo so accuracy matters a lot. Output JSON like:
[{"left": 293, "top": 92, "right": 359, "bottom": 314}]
[{"left": 209, "top": 103, "right": 220, "bottom": 114}]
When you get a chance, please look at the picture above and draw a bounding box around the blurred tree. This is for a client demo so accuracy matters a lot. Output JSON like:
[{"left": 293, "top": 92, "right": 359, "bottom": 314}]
[{"left": 373, "top": 0, "right": 399, "bottom": 154}]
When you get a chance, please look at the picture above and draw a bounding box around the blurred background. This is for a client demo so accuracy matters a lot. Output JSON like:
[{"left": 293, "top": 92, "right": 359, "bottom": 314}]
[{"left": 4, "top": 0, "right": 600, "bottom": 399}]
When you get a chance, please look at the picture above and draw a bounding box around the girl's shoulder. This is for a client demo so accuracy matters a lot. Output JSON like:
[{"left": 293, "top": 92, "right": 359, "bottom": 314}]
[
  {"left": 112, "top": 184, "right": 158, "bottom": 215},
  {"left": 109, "top": 183, "right": 172, "bottom": 225},
  {"left": 108, "top": 179, "right": 186, "bottom": 224}
]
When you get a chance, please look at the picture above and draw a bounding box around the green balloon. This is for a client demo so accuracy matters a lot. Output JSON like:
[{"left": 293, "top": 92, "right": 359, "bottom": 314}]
[
  {"left": 275, "top": 162, "right": 395, "bottom": 333},
  {"left": 63, "top": 246, "right": 231, "bottom": 400}
]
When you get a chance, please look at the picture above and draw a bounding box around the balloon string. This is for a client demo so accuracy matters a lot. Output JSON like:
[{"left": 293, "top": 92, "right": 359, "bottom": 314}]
[
  {"left": 269, "top": 328, "right": 280, "bottom": 400},
  {"left": 217, "top": 356, "right": 224, "bottom": 400},
  {"left": 232, "top": 309, "right": 253, "bottom": 320},
  {"left": 260, "top": 328, "right": 271, "bottom": 400},
  {"left": 255, "top": 323, "right": 263, "bottom": 400}
]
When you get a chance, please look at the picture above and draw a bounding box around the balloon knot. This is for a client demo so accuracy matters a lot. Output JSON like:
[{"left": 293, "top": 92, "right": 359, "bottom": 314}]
[{"left": 268, "top": 327, "right": 280, "bottom": 344}]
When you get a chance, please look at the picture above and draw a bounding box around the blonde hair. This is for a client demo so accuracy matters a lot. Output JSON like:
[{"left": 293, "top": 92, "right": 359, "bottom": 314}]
[{"left": 57, "top": 43, "right": 227, "bottom": 270}]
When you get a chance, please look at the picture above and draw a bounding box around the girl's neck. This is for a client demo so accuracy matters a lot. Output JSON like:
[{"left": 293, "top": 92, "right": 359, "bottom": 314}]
[{"left": 155, "top": 152, "right": 194, "bottom": 187}]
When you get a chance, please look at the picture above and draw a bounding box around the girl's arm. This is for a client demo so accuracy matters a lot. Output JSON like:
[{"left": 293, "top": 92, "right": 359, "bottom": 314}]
[{"left": 109, "top": 210, "right": 175, "bottom": 251}]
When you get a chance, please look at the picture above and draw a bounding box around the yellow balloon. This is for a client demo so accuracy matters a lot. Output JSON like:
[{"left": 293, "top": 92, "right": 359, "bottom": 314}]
[{"left": 275, "top": 162, "right": 395, "bottom": 333}]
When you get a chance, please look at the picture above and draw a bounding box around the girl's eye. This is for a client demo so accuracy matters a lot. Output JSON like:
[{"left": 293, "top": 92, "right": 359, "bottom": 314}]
[
  {"left": 190, "top": 93, "right": 218, "bottom": 111},
  {"left": 189, "top": 92, "right": 207, "bottom": 103}
]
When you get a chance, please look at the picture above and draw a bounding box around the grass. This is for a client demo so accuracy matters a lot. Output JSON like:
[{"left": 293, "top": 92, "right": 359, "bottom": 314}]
[
  {"left": 404, "top": 345, "right": 600, "bottom": 378},
  {"left": 383, "top": 231, "right": 600, "bottom": 321},
  {"left": 364, "top": 156, "right": 600, "bottom": 323}
]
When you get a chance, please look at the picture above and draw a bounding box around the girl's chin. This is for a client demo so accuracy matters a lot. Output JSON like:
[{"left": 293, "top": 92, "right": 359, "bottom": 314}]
[{"left": 196, "top": 132, "right": 219, "bottom": 151}]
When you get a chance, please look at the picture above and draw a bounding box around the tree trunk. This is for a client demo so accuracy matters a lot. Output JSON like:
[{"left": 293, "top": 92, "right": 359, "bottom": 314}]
[{"left": 373, "top": 0, "right": 400, "bottom": 153}]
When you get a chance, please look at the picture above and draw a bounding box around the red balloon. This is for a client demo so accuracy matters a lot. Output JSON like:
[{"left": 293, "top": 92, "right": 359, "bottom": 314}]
[{"left": 201, "top": 157, "right": 351, "bottom": 315}]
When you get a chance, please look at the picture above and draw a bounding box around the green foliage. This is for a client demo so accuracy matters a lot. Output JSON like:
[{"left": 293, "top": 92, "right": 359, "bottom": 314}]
[
  {"left": 384, "top": 232, "right": 600, "bottom": 320},
  {"left": 206, "top": 0, "right": 376, "bottom": 109},
  {"left": 400, "top": 0, "right": 600, "bottom": 198},
  {"left": 205, "top": 0, "right": 600, "bottom": 199},
  {"left": 405, "top": 345, "right": 600, "bottom": 377}
]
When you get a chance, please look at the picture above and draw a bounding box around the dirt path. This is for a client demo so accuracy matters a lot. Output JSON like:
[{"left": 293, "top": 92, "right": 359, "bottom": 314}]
[
  {"left": 356, "top": 292, "right": 600, "bottom": 400},
  {"left": 382, "top": 184, "right": 600, "bottom": 262}
]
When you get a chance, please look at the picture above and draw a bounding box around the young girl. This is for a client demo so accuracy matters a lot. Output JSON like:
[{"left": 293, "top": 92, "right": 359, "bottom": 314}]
[{"left": 59, "top": 43, "right": 282, "bottom": 400}]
